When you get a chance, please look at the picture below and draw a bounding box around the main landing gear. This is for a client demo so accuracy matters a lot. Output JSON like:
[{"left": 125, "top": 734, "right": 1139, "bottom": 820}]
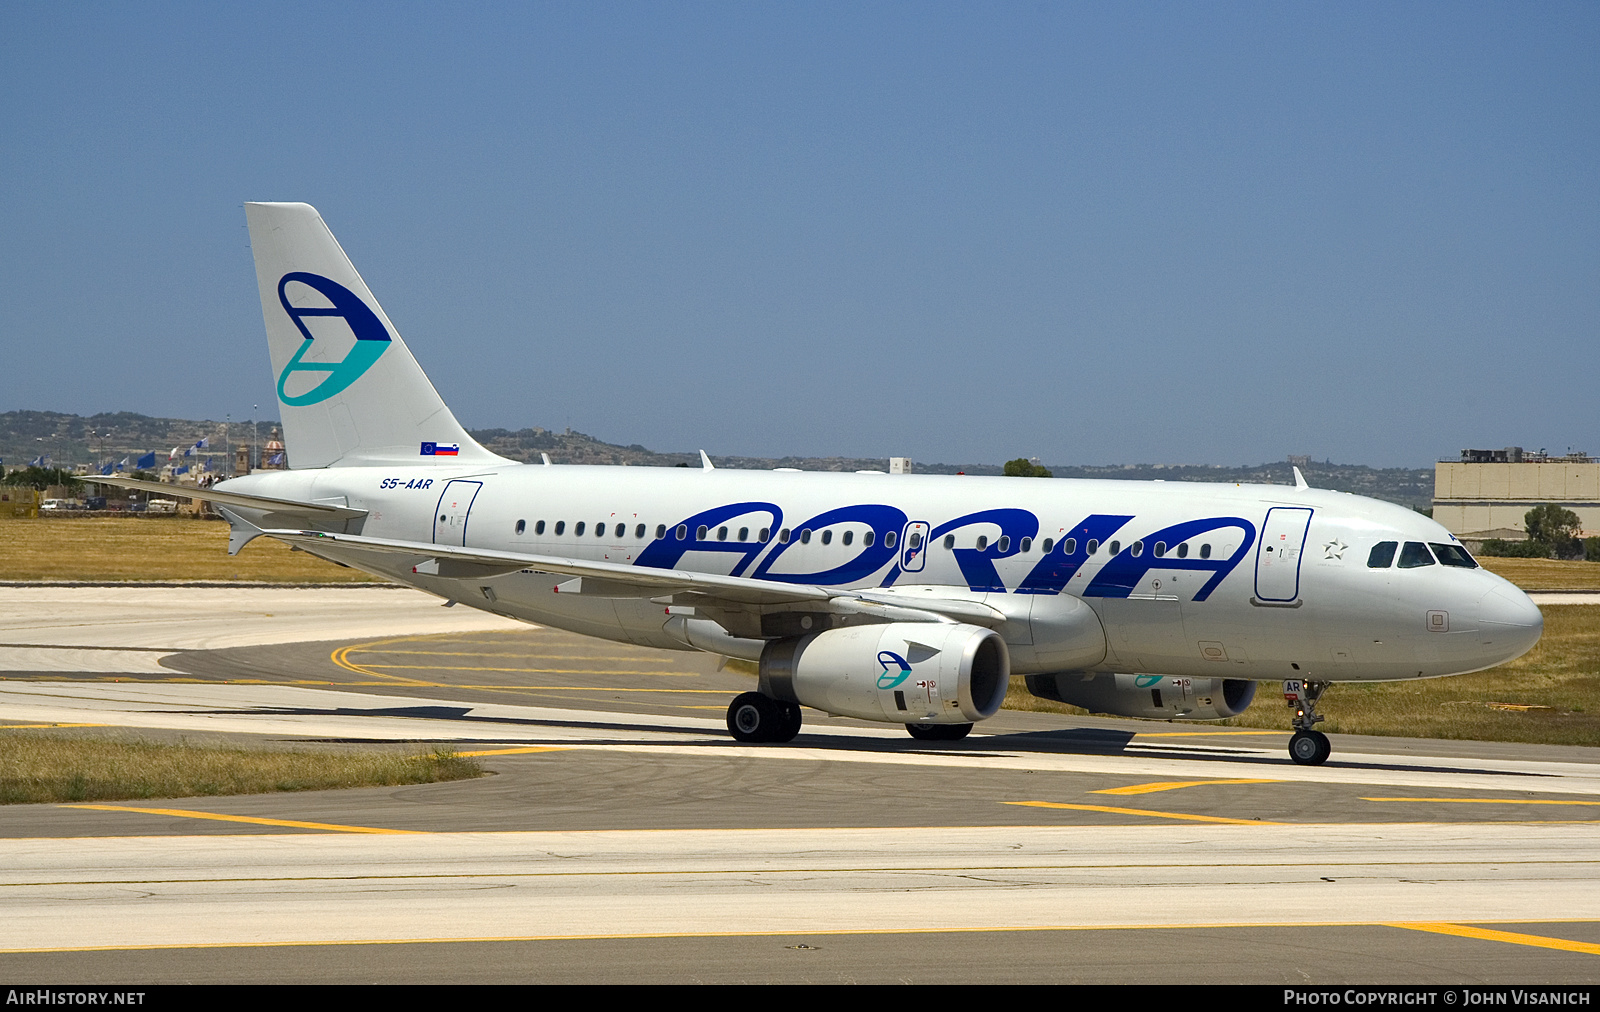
[
  {"left": 726, "top": 692, "right": 802, "bottom": 743},
  {"left": 1283, "top": 679, "right": 1332, "bottom": 766},
  {"left": 906, "top": 722, "right": 973, "bottom": 741}
]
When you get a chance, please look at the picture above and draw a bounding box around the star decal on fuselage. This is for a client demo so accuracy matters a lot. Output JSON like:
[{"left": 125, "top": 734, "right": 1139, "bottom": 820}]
[{"left": 1323, "top": 538, "right": 1348, "bottom": 560}]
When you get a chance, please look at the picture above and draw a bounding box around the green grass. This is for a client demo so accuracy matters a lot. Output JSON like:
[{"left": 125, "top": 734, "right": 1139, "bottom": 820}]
[{"left": 0, "top": 734, "right": 483, "bottom": 804}]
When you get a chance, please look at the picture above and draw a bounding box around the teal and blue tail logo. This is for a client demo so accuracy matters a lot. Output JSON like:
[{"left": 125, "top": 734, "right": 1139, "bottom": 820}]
[
  {"left": 276, "top": 272, "right": 392, "bottom": 406},
  {"left": 877, "top": 651, "right": 913, "bottom": 689}
]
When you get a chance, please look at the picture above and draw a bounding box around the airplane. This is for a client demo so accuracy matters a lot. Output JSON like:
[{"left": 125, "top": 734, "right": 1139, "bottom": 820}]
[{"left": 92, "top": 202, "right": 1545, "bottom": 766}]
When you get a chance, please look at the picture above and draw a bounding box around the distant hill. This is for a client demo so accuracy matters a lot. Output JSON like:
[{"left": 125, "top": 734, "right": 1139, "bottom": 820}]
[
  {"left": 1, "top": 411, "right": 1436, "bottom": 510},
  {"left": 469, "top": 427, "right": 1435, "bottom": 510},
  {"left": 0, "top": 410, "right": 246, "bottom": 470}
]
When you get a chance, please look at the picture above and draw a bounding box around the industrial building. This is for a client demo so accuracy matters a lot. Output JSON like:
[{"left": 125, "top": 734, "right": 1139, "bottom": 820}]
[{"left": 1433, "top": 447, "right": 1599, "bottom": 542}]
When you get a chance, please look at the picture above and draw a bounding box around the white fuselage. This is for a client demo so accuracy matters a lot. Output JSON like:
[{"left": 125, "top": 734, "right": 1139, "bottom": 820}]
[{"left": 222, "top": 464, "right": 1543, "bottom": 685}]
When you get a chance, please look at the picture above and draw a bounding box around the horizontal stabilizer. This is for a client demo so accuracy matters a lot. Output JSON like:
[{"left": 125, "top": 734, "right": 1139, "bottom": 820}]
[{"left": 81, "top": 475, "right": 367, "bottom": 519}]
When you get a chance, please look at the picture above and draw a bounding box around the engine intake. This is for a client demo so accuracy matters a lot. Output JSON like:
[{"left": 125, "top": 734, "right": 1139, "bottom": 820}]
[
  {"left": 1026, "top": 672, "right": 1256, "bottom": 720},
  {"left": 761, "top": 622, "right": 1009, "bottom": 725}
]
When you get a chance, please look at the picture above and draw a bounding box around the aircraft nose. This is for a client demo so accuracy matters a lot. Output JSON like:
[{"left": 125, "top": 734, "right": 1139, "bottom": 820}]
[{"left": 1474, "top": 585, "right": 1544, "bottom": 664}]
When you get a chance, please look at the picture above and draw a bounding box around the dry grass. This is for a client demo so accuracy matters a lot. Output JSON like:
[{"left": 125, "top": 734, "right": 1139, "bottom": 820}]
[
  {"left": 0, "top": 733, "right": 482, "bottom": 804},
  {"left": 1003, "top": 605, "right": 1600, "bottom": 746},
  {"left": 1476, "top": 556, "right": 1600, "bottom": 591},
  {"left": 0, "top": 516, "right": 379, "bottom": 582},
  {"left": 1214, "top": 604, "right": 1600, "bottom": 745}
]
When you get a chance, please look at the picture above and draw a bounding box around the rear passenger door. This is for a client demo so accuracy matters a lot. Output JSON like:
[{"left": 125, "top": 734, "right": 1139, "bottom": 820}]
[{"left": 433, "top": 480, "right": 482, "bottom": 546}]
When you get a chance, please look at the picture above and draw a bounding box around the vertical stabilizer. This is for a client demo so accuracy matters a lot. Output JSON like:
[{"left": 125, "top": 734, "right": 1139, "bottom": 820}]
[{"left": 244, "top": 202, "right": 507, "bottom": 469}]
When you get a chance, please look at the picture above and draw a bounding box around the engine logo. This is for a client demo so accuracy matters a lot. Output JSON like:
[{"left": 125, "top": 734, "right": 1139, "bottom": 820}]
[{"left": 877, "top": 651, "right": 913, "bottom": 689}]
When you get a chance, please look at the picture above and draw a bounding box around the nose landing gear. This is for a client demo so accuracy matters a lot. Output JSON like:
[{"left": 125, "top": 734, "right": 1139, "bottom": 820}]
[{"left": 1283, "top": 679, "right": 1331, "bottom": 765}]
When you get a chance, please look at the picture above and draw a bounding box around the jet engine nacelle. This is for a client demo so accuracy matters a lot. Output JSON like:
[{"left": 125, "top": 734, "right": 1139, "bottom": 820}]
[
  {"left": 760, "top": 622, "right": 1009, "bottom": 725},
  {"left": 1025, "top": 671, "right": 1256, "bottom": 720}
]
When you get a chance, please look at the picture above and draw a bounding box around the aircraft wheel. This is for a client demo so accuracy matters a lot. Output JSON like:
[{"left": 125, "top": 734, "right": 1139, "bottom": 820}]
[
  {"left": 774, "top": 701, "right": 803, "bottom": 743},
  {"left": 906, "top": 722, "right": 973, "bottom": 742},
  {"left": 727, "top": 692, "right": 785, "bottom": 743},
  {"left": 1288, "top": 729, "right": 1331, "bottom": 766}
]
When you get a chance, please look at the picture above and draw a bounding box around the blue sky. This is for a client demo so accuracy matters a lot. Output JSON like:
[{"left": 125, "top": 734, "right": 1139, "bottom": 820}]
[{"left": 1, "top": 2, "right": 1595, "bottom": 467}]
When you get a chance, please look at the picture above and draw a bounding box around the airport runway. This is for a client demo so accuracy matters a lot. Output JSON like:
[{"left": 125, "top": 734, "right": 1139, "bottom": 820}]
[{"left": 1, "top": 587, "right": 1597, "bottom": 983}]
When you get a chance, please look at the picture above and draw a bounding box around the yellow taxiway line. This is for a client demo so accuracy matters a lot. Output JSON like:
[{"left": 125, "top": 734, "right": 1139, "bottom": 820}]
[
  {"left": 1004, "top": 800, "right": 1283, "bottom": 825},
  {"left": 455, "top": 746, "right": 571, "bottom": 757},
  {"left": 1093, "top": 779, "right": 1282, "bottom": 795},
  {"left": 62, "top": 805, "right": 420, "bottom": 835},
  {"left": 1388, "top": 921, "right": 1600, "bottom": 956}
]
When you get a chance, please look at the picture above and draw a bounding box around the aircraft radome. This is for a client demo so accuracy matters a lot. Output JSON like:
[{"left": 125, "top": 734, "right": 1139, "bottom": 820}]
[{"left": 93, "top": 203, "right": 1544, "bottom": 765}]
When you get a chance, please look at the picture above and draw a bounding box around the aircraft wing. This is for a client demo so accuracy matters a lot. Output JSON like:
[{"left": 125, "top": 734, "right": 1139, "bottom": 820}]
[
  {"left": 261, "top": 527, "right": 1005, "bottom": 625},
  {"left": 78, "top": 475, "right": 367, "bottom": 520}
]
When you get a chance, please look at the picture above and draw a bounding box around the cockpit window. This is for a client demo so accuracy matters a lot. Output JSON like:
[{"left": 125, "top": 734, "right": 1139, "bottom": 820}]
[
  {"left": 1367, "top": 542, "right": 1398, "bottom": 568},
  {"left": 1430, "top": 543, "right": 1479, "bottom": 569},
  {"left": 1398, "top": 541, "right": 1436, "bottom": 569}
]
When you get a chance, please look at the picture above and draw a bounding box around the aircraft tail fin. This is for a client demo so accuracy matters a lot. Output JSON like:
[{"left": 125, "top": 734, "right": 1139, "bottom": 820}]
[{"left": 243, "top": 202, "right": 507, "bottom": 469}]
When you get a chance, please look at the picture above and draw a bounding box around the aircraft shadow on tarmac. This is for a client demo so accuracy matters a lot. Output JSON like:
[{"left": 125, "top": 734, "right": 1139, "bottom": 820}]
[{"left": 185, "top": 702, "right": 1552, "bottom": 778}]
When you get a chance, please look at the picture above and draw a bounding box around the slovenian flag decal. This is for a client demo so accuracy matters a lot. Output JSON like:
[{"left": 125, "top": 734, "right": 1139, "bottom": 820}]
[{"left": 420, "top": 442, "right": 460, "bottom": 456}]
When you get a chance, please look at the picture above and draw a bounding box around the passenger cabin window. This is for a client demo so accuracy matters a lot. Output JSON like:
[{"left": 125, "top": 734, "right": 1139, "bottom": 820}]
[
  {"left": 1431, "top": 543, "right": 1479, "bottom": 569},
  {"left": 1398, "top": 541, "right": 1436, "bottom": 569},
  {"left": 675, "top": 524, "right": 687, "bottom": 540},
  {"left": 636, "top": 524, "right": 646, "bottom": 538},
  {"left": 596, "top": 523, "right": 605, "bottom": 537},
  {"left": 1131, "top": 540, "right": 1143, "bottom": 557},
  {"left": 738, "top": 527, "right": 749, "bottom": 542},
  {"left": 800, "top": 529, "right": 812, "bottom": 544},
  {"left": 655, "top": 524, "right": 666, "bottom": 538},
  {"left": 885, "top": 531, "right": 897, "bottom": 548},
  {"left": 1176, "top": 543, "right": 1188, "bottom": 558},
  {"left": 554, "top": 521, "right": 566, "bottom": 535},
  {"left": 575, "top": 522, "right": 586, "bottom": 536},
  {"left": 779, "top": 528, "right": 791, "bottom": 543},
  {"left": 1058, "top": 538, "right": 1072, "bottom": 554},
  {"left": 821, "top": 530, "right": 833, "bottom": 545},
  {"left": 842, "top": 531, "right": 853, "bottom": 546},
  {"left": 976, "top": 535, "right": 988, "bottom": 551},
  {"left": 1200, "top": 544, "right": 1211, "bottom": 559},
  {"left": 863, "top": 531, "right": 875, "bottom": 547},
  {"left": 535, "top": 520, "right": 546, "bottom": 535},
  {"left": 1086, "top": 539, "right": 1098, "bottom": 555},
  {"left": 1368, "top": 542, "right": 1398, "bottom": 568},
  {"left": 996, "top": 536, "right": 1009, "bottom": 553},
  {"left": 1041, "top": 538, "right": 1053, "bottom": 553},
  {"left": 759, "top": 528, "right": 770, "bottom": 542},
  {"left": 1020, "top": 537, "right": 1031, "bottom": 553},
  {"left": 1153, "top": 542, "right": 1166, "bottom": 557},
  {"left": 943, "top": 534, "right": 955, "bottom": 550},
  {"left": 1109, "top": 540, "right": 1121, "bottom": 556},
  {"left": 697, "top": 525, "right": 709, "bottom": 540},
  {"left": 717, "top": 526, "right": 728, "bottom": 541},
  {"left": 515, "top": 520, "right": 526, "bottom": 535}
]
